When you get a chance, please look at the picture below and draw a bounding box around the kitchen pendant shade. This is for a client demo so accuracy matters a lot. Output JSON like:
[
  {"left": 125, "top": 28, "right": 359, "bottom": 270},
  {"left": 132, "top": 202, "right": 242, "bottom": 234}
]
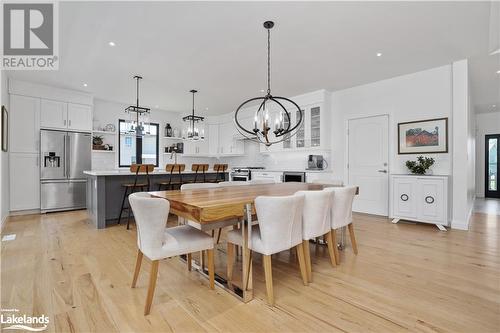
[
  {"left": 124, "top": 75, "right": 151, "bottom": 137},
  {"left": 234, "top": 21, "right": 303, "bottom": 146},
  {"left": 183, "top": 89, "right": 205, "bottom": 140}
]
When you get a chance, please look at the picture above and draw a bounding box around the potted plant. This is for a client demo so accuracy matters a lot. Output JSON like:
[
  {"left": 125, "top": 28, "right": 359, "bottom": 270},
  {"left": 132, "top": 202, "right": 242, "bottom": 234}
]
[
  {"left": 405, "top": 156, "right": 435, "bottom": 175},
  {"left": 93, "top": 135, "right": 104, "bottom": 150}
]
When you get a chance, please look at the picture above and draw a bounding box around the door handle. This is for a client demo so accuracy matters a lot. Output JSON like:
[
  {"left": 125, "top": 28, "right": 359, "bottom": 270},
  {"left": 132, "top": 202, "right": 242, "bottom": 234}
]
[
  {"left": 377, "top": 170, "right": 387, "bottom": 173},
  {"left": 66, "top": 135, "right": 70, "bottom": 177}
]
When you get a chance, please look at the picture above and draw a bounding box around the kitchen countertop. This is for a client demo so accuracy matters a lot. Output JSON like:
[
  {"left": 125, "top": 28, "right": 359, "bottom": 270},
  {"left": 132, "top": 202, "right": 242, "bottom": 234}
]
[
  {"left": 255, "top": 169, "right": 333, "bottom": 173},
  {"left": 83, "top": 170, "right": 225, "bottom": 176}
]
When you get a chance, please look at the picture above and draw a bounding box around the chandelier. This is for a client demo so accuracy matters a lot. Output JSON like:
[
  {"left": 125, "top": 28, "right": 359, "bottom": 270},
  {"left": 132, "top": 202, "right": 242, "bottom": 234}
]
[
  {"left": 124, "top": 75, "right": 151, "bottom": 137},
  {"left": 183, "top": 89, "right": 205, "bottom": 140},
  {"left": 234, "top": 21, "right": 303, "bottom": 146}
]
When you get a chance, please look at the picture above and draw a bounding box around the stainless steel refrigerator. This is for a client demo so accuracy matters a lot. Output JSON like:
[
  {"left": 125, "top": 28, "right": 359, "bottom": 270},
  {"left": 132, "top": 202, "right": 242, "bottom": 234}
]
[{"left": 40, "top": 130, "right": 91, "bottom": 212}]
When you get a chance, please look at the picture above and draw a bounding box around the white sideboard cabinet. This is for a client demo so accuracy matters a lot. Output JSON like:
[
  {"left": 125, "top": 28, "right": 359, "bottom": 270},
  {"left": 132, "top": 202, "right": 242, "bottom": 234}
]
[{"left": 390, "top": 175, "right": 450, "bottom": 230}]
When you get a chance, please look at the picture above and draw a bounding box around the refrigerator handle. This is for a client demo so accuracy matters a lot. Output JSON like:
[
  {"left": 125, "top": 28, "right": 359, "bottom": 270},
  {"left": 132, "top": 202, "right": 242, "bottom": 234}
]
[{"left": 66, "top": 134, "right": 70, "bottom": 178}]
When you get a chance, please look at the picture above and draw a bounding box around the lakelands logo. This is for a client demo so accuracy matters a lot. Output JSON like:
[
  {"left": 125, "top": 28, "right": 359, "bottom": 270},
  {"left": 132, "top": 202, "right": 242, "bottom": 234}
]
[
  {"left": 1, "top": 309, "right": 49, "bottom": 331},
  {"left": 1, "top": 2, "right": 59, "bottom": 70}
]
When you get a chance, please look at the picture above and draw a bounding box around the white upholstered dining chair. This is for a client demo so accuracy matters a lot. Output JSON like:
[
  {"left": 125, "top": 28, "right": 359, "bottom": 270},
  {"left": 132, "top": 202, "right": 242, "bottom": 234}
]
[
  {"left": 128, "top": 192, "right": 215, "bottom": 315},
  {"left": 226, "top": 194, "right": 308, "bottom": 305},
  {"left": 323, "top": 186, "right": 358, "bottom": 263},
  {"left": 296, "top": 190, "right": 336, "bottom": 282}
]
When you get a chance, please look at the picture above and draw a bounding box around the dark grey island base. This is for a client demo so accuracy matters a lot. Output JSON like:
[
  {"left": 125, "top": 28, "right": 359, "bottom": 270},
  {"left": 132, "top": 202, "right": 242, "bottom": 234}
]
[{"left": 84, "top": 171, "right": 228, "bottom": 228}]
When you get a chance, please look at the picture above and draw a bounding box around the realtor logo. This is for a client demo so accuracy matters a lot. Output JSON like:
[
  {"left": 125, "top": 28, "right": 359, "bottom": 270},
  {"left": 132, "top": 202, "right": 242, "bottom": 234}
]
[{"left": 1, "top": 2, "right": 59, "bottom": 69}]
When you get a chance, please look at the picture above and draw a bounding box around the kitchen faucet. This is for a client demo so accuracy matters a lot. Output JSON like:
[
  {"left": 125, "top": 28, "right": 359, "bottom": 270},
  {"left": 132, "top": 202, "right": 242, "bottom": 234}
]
[{"left": 170, "top": 146, "right": 178, "bottom": 164}]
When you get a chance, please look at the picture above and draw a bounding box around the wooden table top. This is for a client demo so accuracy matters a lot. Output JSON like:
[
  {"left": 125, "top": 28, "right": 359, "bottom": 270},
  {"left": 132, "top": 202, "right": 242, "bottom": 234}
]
[{"left": 149, "top": 183, "right": 351, "bottom": 224}]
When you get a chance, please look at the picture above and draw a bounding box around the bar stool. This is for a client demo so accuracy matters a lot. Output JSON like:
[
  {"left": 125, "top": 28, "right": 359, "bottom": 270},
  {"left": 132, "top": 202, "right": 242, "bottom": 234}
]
[
  {"left": 209, "top": 164, "right": 228, "bottom": 183},
  {"left": 118, "top": 164, "right": 154, "bottom": 230},
  {"left": 157, "top": 164, "right": 185, "bottom": 190},
  {"left": 194, "top": 164, "right": 209, "bottom": 183}
]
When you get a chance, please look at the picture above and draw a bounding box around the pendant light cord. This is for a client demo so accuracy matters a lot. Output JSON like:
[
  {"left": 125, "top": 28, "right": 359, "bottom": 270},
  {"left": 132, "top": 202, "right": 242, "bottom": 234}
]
[{"left": 267, "top": 28, "right": 271, "bottom": 95}]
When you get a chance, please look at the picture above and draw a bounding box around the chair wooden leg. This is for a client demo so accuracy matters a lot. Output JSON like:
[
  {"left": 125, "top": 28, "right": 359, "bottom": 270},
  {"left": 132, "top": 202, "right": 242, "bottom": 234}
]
[
  {"left": 348, "top": 223, "right": 358, "bottom": 255},
  {"left": 244, "top": 250, "right": 253, "bottom": 291},
  {"left": 200, "top": 250, "right": 205, "bottom": 271},
  {"left": 296, "top": 243, "right": 309, "bottom": 286},
  {"left": 325, "top": 231, "right": 337, "bottom": 267},
  {"left": 227, "top": 243, "right": 234, "bottom": 282},
  {"left": 207, "top": 248, "right": 215, "bottom": 290},
  {"left": 131, "top": 249, "right": 143, "bottom": 288},
  {"left": 144, "top": 260, "right": 159, "bottom": 316},
  {"left": 187, "top": 253, "right": 192, "bottom": 271},
  {"left": 302, "top": 240, "right": 312, "bottom": 282},
  {"left": 263, "top": 254, "right": 274, "bottom": 306},
  {"left": 331, "top": 229, "right": 340, "bottom": 264}
]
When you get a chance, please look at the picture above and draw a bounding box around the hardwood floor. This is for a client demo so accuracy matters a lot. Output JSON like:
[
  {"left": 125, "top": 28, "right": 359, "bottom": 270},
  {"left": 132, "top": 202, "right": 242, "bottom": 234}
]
[{"left": 1, "top": 210, "right": 499, "bottom": 332}]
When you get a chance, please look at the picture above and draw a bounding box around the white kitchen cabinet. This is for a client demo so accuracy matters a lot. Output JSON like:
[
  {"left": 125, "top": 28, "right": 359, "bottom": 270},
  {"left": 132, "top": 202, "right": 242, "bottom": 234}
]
[
  {"left": 183, "top": 139, "right": 208, "bottom": 156},
  {"left": 219, "top": 121, "right": 244, "bottom": 156},
  {"left": 305, "top": 172, "right": 335, "bottom": 183},
  {"left": 390, "top": 175, "right": 449, "bottom": 228},
  {"left": 9, "top": 95, "right": 40, "bottom": 153},
  {"left": 10, "top": 153, "right": 40, "bottom": 211},
  {"left": 40, "top": 99, "right": 92, "bottom": 132},
  {"left": 40, "top": 99, "right": 67, "bottom": 129},
  {"left": 67, "top": 103, "right": 92, "bottom": 131},
  {"left": 208, "top": 123, "right": 219, "bottom": 156},
  {"left": 251, "top": 171, "right": 283, "bottom": 183}
]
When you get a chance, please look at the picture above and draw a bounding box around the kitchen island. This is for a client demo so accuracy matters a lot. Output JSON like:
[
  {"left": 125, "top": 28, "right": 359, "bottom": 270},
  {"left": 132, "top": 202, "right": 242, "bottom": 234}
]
[{"left": 84, "top": 170, "right": 228, "bottom": 228}]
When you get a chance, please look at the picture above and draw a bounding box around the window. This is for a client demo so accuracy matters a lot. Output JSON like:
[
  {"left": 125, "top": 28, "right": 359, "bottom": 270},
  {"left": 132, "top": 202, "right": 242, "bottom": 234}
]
[{"left": 118, "top": 119, "right": 159, "bottom": 167}]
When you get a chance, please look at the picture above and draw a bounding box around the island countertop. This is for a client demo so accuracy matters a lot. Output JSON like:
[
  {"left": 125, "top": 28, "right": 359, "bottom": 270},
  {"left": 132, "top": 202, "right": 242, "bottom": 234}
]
[{"left": 83, "top": 170, "right": 223, "bottom": 176}]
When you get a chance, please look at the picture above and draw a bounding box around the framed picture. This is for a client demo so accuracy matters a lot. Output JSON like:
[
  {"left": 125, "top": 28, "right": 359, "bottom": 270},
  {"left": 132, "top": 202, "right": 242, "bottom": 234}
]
[
  {"left": 1, "top": 105, "right": 7, "bottom": 152},
  {"left": 398, "top": 117, "right": 448, "bottom": 154}
]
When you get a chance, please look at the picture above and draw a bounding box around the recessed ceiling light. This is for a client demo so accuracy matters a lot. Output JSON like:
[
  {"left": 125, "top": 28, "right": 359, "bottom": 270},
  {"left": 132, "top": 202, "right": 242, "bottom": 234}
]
[
  {"left": 496, "top": 70, "right": 500, "bottom": 74},
  {"left": 205, "top": 107, "right": 209, "bottom": 110},
  {"left": 260, "top": 89, "right": 265, "bottom": 93},
  {"left": 376, "top": 52, "right": 382, "bottom": 57},
  {"left": 155, "top": 105, "right": 159, "bottom": 108},
  {"left": 108, "top": 41, "right": 116, "bottom": 47},
  {"left": 83, "top": 83, "right": 88, "bottom": 87},
  {"left": 493, "top": 105, "right": 497, "bottom": 107}
]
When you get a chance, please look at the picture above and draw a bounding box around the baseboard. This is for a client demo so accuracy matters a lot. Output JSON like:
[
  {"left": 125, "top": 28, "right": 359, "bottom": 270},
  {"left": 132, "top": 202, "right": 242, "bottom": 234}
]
[
  {"left": 451, "top": 220, "right": 469, "bottom": 230},
  {"left": 9, "top": 209, "right": 40, "bottom": 216}
]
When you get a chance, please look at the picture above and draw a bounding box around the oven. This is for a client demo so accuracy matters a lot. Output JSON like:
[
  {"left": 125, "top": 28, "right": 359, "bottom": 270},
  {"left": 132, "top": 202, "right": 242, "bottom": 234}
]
[
  {"left": 283, "top": 171, "right": 306, "bottom": 182},
  {"left": 230, "top": 168, "right": 250, "bottom": 181}
]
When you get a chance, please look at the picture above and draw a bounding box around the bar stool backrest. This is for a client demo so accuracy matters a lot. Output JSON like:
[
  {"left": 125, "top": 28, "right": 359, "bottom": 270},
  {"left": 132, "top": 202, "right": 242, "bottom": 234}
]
[
  {"left": 130, "top": 164, "right": 154, "bottom": 190},
  {"left": 213, "top": 164, "right": 228, "bottom": 172},
  {"left": 166, "top": 164, "right": 185, "bottom": 173}
]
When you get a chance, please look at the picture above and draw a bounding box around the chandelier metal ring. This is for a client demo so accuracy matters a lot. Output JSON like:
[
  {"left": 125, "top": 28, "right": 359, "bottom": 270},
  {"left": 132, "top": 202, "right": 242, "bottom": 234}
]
[{"left": 234, "top": 20, "right": 303, "bottom": 146}]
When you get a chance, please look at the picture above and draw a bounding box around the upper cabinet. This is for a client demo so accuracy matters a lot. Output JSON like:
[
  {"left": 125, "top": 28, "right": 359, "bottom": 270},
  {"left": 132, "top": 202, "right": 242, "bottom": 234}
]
[
  {"left": 259, "top": 90, "right": 330, "bottom": 153},
  {"left": 67, "top": 103, "right": 92, "bottom": 131},
  {"left": 219, "top": 121, "right": 244, "bottom": 156},
  {"left": 40, "top": 99, "right": 67, "bottom": 129},
  {"left": 40, "top": 99, "right": 92, "bottom": 132},
  {"left": 10, "top": 94, "right": 40, "bottom": 153}
]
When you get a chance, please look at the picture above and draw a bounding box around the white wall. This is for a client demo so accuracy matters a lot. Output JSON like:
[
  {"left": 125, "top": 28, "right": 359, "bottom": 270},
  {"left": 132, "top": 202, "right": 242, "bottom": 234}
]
[
  {"left": 475, "top": 111, "right": 500, "bottom": 197},
  {"left": 0, "top": 72, "right": 9, "bottom": 229},
  {"left": 330, "top": 64, "right": 453, "bottom": 181},
  {"left": 92, "top": 98, "right": 216, "bottom": 170},
  {"left": 451, "top": 59, "right": 474, "bottom": 230}
]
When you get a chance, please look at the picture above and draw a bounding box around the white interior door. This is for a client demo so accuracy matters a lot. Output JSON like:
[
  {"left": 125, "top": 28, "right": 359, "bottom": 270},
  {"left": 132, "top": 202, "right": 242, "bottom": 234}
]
[{"left": 348, "top": 115, "right": 389, "bottom": 215}]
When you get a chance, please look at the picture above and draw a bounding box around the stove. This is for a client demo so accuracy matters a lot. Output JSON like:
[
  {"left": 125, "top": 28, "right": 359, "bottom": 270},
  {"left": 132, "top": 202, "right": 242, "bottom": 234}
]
[{"left": 230, "top": 166, "right": 265, "bottom": 181}]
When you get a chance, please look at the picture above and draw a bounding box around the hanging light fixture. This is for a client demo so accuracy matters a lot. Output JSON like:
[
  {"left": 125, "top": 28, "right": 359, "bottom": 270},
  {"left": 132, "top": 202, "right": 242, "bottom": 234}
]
[
  {"left": 234, "top": 21, "right": 303, "bottom": 146},
  {"left": 124, "top": 75, "right": 151, "bottom": 137},
  {"left": 182, "top": 89, "right": 205, "bottom": 140}
]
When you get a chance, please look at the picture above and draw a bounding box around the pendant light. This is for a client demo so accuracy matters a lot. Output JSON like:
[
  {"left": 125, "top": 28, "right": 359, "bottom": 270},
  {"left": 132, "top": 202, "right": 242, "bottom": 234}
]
[
  {"left": 182, "top": 89, "right": 205, "bottom": 140},
  {"left": 234, "top": 21, "right": 303, "bottom": 146},
  {"left": 124, "top": 75, "right": 151, "bottom": 137}
]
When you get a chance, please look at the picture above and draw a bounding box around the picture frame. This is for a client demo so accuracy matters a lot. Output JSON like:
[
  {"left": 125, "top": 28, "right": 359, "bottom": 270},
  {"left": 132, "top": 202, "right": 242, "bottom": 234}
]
[
  {"left": 1, "top": 105, "right": 7, "bottom": 152},
  {"left": 398, "top": 117, "right": 448, "bottom": 154}
]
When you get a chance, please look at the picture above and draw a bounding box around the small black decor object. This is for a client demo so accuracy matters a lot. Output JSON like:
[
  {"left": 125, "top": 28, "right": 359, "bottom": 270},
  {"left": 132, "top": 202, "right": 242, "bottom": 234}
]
[
  {"left": 93, "top": 135, "right": 103, "bottom": 146},
  {"left": 406, "top": 156, "right": 435, "bottom": 175}
]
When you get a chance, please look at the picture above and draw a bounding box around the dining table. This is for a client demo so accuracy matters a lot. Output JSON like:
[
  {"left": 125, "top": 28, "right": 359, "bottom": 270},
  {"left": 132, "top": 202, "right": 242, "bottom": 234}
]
[{"left": 149, "top": 182, "right": 358, "bottom": 302}]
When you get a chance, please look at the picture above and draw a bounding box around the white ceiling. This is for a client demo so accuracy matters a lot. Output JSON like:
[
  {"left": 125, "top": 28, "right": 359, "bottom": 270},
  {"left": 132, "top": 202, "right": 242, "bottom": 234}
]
[{"left": 6, "top": 1, "right": 499, "bottom": 115}]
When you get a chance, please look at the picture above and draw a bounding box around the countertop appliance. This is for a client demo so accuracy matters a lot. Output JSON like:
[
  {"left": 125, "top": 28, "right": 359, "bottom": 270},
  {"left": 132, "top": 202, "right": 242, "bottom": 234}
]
[
  {"left": 283, "top": 171, "right": 306, "bottom": 182},
  {"left": 40, "top": 129, "right": 91, "bottom": 212},
  {"left": 307, "top": 154, "right": 325, "bottom": 170},
  {"left": 230, "top": 166, "right": 265, "bottom": 181}
]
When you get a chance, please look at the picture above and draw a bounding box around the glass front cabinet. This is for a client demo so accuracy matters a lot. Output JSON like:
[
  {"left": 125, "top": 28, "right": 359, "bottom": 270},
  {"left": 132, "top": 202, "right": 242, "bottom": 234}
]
[{"left": 259, "top": 90, "right": 330, "bottom": 153}]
